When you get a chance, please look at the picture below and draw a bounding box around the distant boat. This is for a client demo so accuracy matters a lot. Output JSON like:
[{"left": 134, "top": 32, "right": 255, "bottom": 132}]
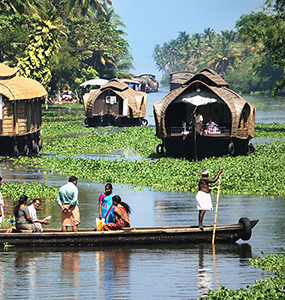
[
  {"left": 134, "top": 73, "right": 159, "bottom": 93},
  {"left": 153, "top": 68, "right": 256, "bottom": 159},
  {"left": 169, "top": 71, "right": 195, "bottom": 91},
  {"left": 83, "top": 79, "right": 148, "bottom": 127}
]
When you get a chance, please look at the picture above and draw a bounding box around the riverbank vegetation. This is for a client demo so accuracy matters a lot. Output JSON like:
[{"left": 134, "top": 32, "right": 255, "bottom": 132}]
[
  {"left": 1, "top": 104, "right": 285, "bottom": 199},
  {"left": 201, "top": 254, "right": 285, "bottom": 299},
  {"left": 0, "top": 0, "right": 132, "bottom": 97},
  {"left": 153, "top": 1, "right": 285, "bottom": 97}
]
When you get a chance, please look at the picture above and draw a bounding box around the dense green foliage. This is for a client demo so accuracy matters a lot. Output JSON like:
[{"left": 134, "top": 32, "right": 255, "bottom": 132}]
[
  {"left": 201, "top": 254, "right": 285, "bottom": 299},
  {"left": 1, "top": 181, "right": 58, "bottom": 201},
  {"left": 0, "top": 0, "right": 132, "bottom": 95},
  {"left": 236, "top": 0, "right": 285, "bottom": 97},
  {"left": 153, "top": 28, "right": 283, "bottom": 94}
]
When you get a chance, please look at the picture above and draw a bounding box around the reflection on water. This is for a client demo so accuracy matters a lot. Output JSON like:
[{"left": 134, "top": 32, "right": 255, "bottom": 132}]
[{"left": 0, "top": 243, "right": 262, "bottom": 299}]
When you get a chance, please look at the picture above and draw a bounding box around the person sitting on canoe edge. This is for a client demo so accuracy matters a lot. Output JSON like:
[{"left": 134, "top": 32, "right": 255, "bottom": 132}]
[
  {"left": 196, "top": 168, "right": 223, "bottom": 230},
  {"left": 103, "top": 195, "right": 131, "bottom": 231},
  {"left": 57, "top": 176, "right": 81, "bottom": 232},
  {"left": 28, "top": 198, "right": 50, "bottom": 232},
  {"left": 14, "top": 195, "right": 41, "bottom": 232},
  {"left": 99, "top": 183, "right": 116, "bottom": 223}
]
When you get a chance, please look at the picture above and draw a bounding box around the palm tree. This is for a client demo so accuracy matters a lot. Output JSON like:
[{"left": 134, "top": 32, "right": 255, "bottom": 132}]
[{"left": 63, "top": 0, "right": 112, "bottom": 23}]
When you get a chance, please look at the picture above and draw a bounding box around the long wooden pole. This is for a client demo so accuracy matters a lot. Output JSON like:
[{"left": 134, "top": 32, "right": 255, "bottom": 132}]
[{"left": 212, "top": 162, "right": 223, "bottom": 244}]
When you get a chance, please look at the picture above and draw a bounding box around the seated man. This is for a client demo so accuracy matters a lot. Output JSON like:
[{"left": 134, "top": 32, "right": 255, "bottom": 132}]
[{"left": 28, "top": 198, "right": 50, "bottom": 232}]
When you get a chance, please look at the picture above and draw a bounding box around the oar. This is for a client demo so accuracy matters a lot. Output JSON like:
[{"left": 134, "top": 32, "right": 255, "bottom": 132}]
[{"left": 212, "top": 162, "right": 223, "bottom": 244}]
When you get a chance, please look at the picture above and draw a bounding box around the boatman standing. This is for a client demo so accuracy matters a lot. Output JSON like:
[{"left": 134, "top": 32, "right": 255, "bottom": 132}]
[
  {"left": 57, "top": 176, "right": 81, "bottom": 232},
  {"left": 0, "top": 176, "right": 4, "bottom": 225},
  {"left": 196, "top": 168, "right": 223, "bottom": 229}
]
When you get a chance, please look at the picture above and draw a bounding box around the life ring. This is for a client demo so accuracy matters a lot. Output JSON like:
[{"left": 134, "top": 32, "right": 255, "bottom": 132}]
[
  {"left": 141, "top": 118, "right": 148, "bottom": 126},
  {"left": 228, "top": 142, "right": 235, "bottom": 155},
  {"left": 238, "top": 217, "right": 252, "bottom": 241},
  {"left": 156, "top": 144, "right": 166, "bottom": 156},
  {"left": 13, "top": 146, "right": 19, "bottom": 158},
  {"left": 32, "top": 142, "right": 39, "bottom": 154},
  {"left": 24, "top": 145, "right": 30, "bottom": 156},
  {"left": 38, "top": 138, "right": 43, "bottom": 150},
  {"left": 244, "top": 145, "right": 251, "bottom": 155},
  {"left": 249, "top": 143, "right": 255, "bottom": 154}
]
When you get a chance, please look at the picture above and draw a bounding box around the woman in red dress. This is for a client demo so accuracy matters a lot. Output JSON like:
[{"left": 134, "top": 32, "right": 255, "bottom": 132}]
[{"left": 103, "top": 195, "right": 131, "bottom": 231}]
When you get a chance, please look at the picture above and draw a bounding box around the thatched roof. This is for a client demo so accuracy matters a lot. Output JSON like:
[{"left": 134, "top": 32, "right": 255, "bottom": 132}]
[
  {"left": 183, "top": 68, "right": 230, "bottom": 88},
  {"left": 169, "top": 71, "right": 195, "bottom": 85},
  {"left": 0, "top": 64, "right": 17, "bottom": 79},
  {"left": 0, "top": 63, "right": 47, "bottom": 100},
  {"left": 153, "top": 69, "right": 255, "bottom": 139},
  {"left": 84, "top": 79, "right": 147, "bottom": 118}
]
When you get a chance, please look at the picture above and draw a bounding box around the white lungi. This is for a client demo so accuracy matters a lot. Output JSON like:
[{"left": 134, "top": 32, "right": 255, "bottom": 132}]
[{"left": 196, "top": 191, "right": 213, "bottom": 211}]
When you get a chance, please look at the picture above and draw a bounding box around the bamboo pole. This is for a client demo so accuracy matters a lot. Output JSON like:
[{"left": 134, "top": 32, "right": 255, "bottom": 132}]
[{"left": 212, "top": 162, "right": 223, "bottom": 244}]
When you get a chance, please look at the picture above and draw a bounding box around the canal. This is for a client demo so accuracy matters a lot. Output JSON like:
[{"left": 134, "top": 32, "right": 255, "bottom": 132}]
[{"left": 0, "top": 90, "right": 284, "bottom": 299}]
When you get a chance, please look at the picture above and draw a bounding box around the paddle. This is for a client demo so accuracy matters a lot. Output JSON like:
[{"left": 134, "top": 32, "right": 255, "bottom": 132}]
[{"left": 212, "top": 162, "right": 223, "bottom": 244}]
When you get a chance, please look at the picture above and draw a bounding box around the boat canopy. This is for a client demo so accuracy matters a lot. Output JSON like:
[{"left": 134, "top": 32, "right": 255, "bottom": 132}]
[{"left": 80, "top": 78, "right": 109, "bottom": 88}]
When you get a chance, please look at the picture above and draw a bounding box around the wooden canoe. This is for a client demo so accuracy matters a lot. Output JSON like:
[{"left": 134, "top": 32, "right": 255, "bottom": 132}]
[{"left": 0, "top": 218, "right": 258, "bottom": 247}]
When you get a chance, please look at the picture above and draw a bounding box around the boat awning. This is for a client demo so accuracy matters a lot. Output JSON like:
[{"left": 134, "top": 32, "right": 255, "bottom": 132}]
[
  {"left": 80, "top": 78, "right": 109, "bottom": 88},
  {"left": 182, "top": 94, "right": 218, "bottom": 106}
]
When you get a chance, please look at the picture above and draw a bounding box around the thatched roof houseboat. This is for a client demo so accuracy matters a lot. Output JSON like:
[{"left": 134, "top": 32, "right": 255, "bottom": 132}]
[
  {"left": 0, "top": 63, "right": 47, "bottom": 156},
  {"left": 133, "top": 74, "right": 159, "bottom": 93},
  {"left": 83, "top": 79, "right": 148, "bottom": 126},
  {"left": 169, "top": 71, "right": 195, "bottom": 91},
  {"left": 153, "top": 68, "right": 256, "bottom": 159}
]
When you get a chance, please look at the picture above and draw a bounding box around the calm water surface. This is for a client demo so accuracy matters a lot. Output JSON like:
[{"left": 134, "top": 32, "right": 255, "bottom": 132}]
[{"left": 0, "top": 91, "right": 285, "bottom": 299}]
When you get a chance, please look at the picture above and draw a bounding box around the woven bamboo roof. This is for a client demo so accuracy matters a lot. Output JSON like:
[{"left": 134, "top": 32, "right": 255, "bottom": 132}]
[
  {"left": 169, "top": 71, "right": 195, "bottom": 85},
  {"left": 0, "top": 63, "right": 47, "bottom": 100},
  {"left": 0, "top": 63, "right": 17, "bottom": 79},
  {"left": 84, "top": 79, "right": 147, "bottom": 118},
  {"left": 153, "top": 69, "right": 255, "bottom": 139},
  {"left": 184, "top": 68, "right": 230, "bottom": 88}
]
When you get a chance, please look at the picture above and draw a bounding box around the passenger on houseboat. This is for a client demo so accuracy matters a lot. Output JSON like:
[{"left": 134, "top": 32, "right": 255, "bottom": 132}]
[
  {"left": 196, "top": 168, "right": 223, "bottom": 229},
  {"left": 57, "top": 176, "right": 81, "bottom": 232},
  {"left": 0, "top": 176, "right": 4, "bottom": 224},
  {"left": 14, "top": 195, "right": 41, "bottom": 232},
  {"left": 103, "top": 195, "right": 131, "bottom": 231},
  {"left": 99, "top": 183, "right": 116, "bottom": 223}
]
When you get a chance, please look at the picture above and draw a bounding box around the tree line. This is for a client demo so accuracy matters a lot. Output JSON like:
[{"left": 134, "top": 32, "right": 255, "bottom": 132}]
[
  {"left": 153, "top": 0, "right": 285, "bottom": 97},
  {"left": 0, "top": 0, "right": 132, "bottom": 97}
]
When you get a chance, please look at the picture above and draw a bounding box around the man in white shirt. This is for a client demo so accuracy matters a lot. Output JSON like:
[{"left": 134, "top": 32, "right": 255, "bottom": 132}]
[
  {"left": 28, "top": 199, "right": 50, "bottom": 232},
  {"left": 0, "top": 176, "right": 4, "bottom": 224}
]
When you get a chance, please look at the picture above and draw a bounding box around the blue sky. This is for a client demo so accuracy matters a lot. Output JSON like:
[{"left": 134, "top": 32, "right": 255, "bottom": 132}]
[{"left": 112, "top": 0, "right": 263, "bottom": 80}]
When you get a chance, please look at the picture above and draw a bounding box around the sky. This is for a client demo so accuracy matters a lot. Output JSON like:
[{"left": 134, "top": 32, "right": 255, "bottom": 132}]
[{"left": 112, "top": 0, "right": 264, "bottom": 80}]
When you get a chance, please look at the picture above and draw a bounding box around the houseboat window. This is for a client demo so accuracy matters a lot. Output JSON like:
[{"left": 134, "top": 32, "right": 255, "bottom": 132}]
[{"left": 106, "top": 96, "right": 117, "bottom": 105}]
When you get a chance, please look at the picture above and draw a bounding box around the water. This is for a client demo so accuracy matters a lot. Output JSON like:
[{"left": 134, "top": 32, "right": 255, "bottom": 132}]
[{"left": 0, "top": 91, "right": 285, "bottom": 299}]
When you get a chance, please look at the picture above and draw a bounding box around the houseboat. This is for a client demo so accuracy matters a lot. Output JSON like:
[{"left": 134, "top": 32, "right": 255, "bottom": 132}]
[
  {"left": 0, "top": 63, "right": 47, "bottom": 156},
  {"left": 169, "top": 71, "right": 195, "bottom": 91},
  {"left": 83, "top": 79, "right": 148, "bottom": 126},
  {"left": 134, "top": 73, "right": 159, "bottom": 93},
  {"left": 153, "top": 68, "right": 256, "bottom": 159}
]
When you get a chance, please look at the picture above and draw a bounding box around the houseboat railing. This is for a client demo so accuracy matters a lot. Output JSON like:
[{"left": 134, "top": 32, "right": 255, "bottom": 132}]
[{"left": 166, "top": 126, "right": 231, "bottom": 136}]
